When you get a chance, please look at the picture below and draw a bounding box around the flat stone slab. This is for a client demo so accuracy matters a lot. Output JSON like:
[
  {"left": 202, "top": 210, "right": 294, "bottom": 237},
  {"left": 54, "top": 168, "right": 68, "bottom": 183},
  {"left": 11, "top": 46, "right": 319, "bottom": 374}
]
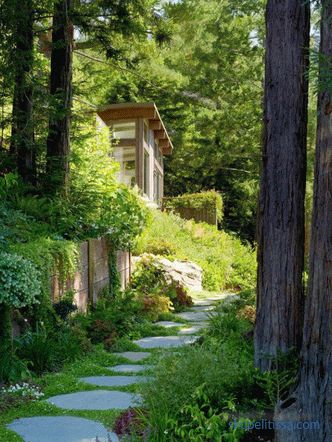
[
  {"left": 114, "top": 351, "right": 151, "bottom": 362},
  {"left": 134, "top": 335, "right": 199, "bottom": 349},
  {"left": 193, "top": 299, "right": 216, "bottom": 306},
  {"left": 7, "top": 416, "right": 118, "bottom": 442},
  {"left": 80, "top": 375, "right": 150, "bottom": 387},
  {"left": 46, "top": 390, "right": 140, "bottom": 410},
  {"left": 176, "top": 311, "right": 217, "bottom": 322},
  {"left": 191, "top": 305, "right": 215, "bottom": 312},
  {"left": 178, "top": 324, "right": 206, "bottom": 335},
  {"left": 193, "top": 293, "right": 237, "bottom": 306},
  {"left": 107, "top": 364, "right": 153, "bottom": 373},
  {"left": 155, "top": 321, "right": 185, "bottom": 328}
]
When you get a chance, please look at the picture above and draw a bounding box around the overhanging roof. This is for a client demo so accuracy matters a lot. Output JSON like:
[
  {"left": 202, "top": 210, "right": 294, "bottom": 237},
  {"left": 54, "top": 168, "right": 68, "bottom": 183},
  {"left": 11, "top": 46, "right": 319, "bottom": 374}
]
[{"left": 96, "top": 102, "right": 173, "bottom": 155}]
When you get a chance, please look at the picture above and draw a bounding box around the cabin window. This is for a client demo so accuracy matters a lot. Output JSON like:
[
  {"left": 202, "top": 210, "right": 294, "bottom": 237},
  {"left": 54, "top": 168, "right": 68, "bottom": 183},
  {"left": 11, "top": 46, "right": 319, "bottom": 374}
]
[
  {"left": 144, "top": 150, "right": 150, "bottom": 196},
  {"left": 153, "top": 169, "right": 162, "bottom": 205},
  {"left": 143, "top": 122, "right": 148, "bottom": 145},
  {"left": 113, "top": 145, "right": 136, "bottom": 187},
  {"left": 111, "top": 121, "right": 136, "bottom": 139}
]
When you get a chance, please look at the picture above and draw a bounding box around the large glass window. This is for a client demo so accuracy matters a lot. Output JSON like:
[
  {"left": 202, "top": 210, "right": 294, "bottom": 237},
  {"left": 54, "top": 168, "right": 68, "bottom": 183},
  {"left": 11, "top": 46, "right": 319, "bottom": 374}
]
[
  {"left": 113, "top": 145, "right": 136, "bottom": 187},
  {"left": 144, "top": 150, "right": 150, "bottom": 196},
  {"left": 111, "top": 121, "right": 136, "bottom": 139},
  {"left": 153, "top": 169, "right": 162, "bottom": 205}
]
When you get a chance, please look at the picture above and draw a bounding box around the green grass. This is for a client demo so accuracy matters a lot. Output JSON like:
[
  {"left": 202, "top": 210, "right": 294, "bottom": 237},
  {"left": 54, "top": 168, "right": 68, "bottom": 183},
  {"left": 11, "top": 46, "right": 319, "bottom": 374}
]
[{"left": 134, "top": 210, "right": 256, "bottom": 291}]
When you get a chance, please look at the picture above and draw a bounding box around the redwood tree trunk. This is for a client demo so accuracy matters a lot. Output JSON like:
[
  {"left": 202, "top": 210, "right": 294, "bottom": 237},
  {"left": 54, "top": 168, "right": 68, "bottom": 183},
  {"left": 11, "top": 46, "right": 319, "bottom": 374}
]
[
  {"left": 10, "top": 0, "right": 35, "bottom": 184},
  {"left": 255, "top": 0, "right": 310, "bottom": 371},
  {"left": 46, "top": 0, "right": 73, "bottom": 193},
  {"left": 276, "top": 2, "right": 332, "bottom": 440}
]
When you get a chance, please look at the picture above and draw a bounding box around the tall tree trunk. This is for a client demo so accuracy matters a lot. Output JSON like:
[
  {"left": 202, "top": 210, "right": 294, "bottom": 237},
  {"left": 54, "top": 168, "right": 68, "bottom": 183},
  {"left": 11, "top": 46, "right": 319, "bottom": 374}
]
[
  {"left": 46, "top": 0, "right": 73, "bottom": 193},
  {"left": 255, "top": 0, "right": 310, "bottom": 371},
  {"left": 10, "top": 0, "right": 35, "bottom": 184},
  {"left": 276, "top": 2, "right": 332, "bottom": 440}
]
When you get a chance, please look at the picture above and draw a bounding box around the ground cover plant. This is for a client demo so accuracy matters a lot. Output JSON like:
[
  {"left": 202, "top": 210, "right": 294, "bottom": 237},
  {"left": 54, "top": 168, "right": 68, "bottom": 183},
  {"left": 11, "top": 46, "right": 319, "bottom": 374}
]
[{"left": 134, "top": 210, "right": 256, "bottom": 291}]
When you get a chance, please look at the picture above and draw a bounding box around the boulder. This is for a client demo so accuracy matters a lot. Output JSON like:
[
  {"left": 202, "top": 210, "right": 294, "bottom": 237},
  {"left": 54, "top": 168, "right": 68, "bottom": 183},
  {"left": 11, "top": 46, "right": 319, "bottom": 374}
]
[{"left": 132, "top": 254, "right": 203, "bottom": 292}]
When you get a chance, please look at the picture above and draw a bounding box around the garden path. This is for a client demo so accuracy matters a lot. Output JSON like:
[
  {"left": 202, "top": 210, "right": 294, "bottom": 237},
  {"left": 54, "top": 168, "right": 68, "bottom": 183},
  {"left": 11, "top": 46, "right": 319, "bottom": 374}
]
[{"left": 7, "top": 293, "right": 230, "bottom": 442}]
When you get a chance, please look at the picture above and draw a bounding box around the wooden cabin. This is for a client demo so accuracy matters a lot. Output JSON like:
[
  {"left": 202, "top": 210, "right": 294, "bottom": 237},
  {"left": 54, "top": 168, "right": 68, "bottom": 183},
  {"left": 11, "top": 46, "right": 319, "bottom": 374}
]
[{"left": 96, "top": 102, "right": 173, "bottom": 207}]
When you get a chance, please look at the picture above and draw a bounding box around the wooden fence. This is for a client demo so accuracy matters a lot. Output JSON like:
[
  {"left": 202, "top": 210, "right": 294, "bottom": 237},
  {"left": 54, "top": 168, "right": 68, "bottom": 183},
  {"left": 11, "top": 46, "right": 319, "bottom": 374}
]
[
  {"left": 51, "top": 238, "right": 130, "bottom": 312},
  {"left": 163, "top": 203, "right": 218, "bottom": 227}
]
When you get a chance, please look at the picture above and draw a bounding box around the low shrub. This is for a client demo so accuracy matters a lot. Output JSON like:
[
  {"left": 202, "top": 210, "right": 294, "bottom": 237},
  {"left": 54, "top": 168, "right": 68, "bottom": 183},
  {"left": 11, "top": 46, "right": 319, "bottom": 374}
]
[
  {"left": 130, "top": 255, "right": 193, "bottom": 315},
  {"left": 141, "top": 294, "right": 173, "bottom": 321},
  {"left": 163, "top": 190, "right": 223, "bottom": 224},
  {"left": 16, "top": 323, "right": 90, "bottom": 375},
  {"left": 75, "top": 291, "right": 141, "bottom": 349},
  {"left": 53, "top": 291, "right": 77, "bottom": 321},
  {"left": 114, "top": 408, "right": 148, "bottom": 440},
  {"left": 144, "top": 239, "right": 177, "bottom": 256},
  {"left": 0, "top": 345, "right": 30, "bottom": 384}
]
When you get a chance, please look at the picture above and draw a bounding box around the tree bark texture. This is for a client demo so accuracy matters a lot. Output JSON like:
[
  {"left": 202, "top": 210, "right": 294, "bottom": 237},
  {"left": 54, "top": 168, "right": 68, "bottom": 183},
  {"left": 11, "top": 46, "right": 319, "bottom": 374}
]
[
  {"left": 46, "top": 0, "right": 73, "bottom": 193},
  {"left": 276, "top": 2, "right": 332, "bottom": 440},
  {"left": 255, "top": 0, "right": 310, "bottom": 371},
  {"left": 10, "top": 0, "right": 35, "bottom": 184}
]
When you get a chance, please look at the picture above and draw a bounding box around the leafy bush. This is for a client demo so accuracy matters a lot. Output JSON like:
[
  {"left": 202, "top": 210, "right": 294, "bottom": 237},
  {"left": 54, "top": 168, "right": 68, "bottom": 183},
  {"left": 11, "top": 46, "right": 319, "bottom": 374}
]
[
  {"left": 0, "top": 252, "right": 41, "bottom": 308},
  {"left": 163, "top": 190, "right": 223, "bottom": 224},
  {"left": 135, "top": 210, "right": 256, "bottom": 291},
  {"left": 130, "top": 255, "right": 192, "bottom": 315},
  {"left": 167, "top": 384, "right": 246, "bottom": 441},
  {"left": 76, "top": 291, "right": 141, "bottom": 349},
  {"left": 144, "top": 238, "right": 177, "bottom": 256},
  {"left": 141, "top": 294, "right": 173, "bottom": 321}
]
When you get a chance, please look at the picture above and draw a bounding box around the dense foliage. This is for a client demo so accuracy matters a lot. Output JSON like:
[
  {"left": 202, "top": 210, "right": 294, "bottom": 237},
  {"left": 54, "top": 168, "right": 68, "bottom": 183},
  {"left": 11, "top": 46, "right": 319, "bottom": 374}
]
[
  {"left": 135, "top": 210, "right": 256, "bottom": 291},
  {"left": 0, "top": 253, "right": 41, "bottom": 308},
  {"left": 163, "top": 190, "right": 223, "bottom": 224}
]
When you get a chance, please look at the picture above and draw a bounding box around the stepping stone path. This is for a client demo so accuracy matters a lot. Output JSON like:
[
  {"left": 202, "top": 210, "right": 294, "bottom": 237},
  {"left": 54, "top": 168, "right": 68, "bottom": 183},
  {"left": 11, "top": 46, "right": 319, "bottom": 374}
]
[
  {"left": 155, "top": 320, "right": 185, "bottom": 328},
  {"left": 134, "top": 335, "right": 199, "bottom": 349},
  {"left": 46, "top": 390, "right": 140, "bottom": 410},
  {"left": 175, "top": 310, "right": 217, "bottom": 322},
  {"left": 8, "top": 292, "right": 231, "bottom": 441},
  {"left": 191, "top": 305, "right": 215, "bottom": 312},
  {"left": 107, "top": 364, "right": 153, "bottom": 373},
  {"left": 114, "top": 351, "right": 151, "bottom": 362},
  {"left": 8, "top": 416, "right": 118, "bottom": 442},
  {"left": 80, "top": 375, "right": 150, "bottom": 387},
  {"left": 178, "top": 323, "right": 206, "bottom": 334}
]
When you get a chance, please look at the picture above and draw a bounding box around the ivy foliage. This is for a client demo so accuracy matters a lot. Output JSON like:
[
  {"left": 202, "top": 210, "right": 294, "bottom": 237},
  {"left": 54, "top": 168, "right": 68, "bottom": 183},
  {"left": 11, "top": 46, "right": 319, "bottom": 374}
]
[{"left": 0, "top": 253, "right": 41, "bottom": 308}]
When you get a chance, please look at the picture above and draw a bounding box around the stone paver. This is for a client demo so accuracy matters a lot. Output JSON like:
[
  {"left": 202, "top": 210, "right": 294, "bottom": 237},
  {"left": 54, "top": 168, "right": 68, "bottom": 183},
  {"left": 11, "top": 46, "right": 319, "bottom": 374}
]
[
  {"left": 47, "top": 390, "right": 140, "bottom": 410},
  {"left": 192, "top": 293, "right": 236, "bottom": 306},
  {"left": 155, "top": 321, "right": 185, "bottom": 328},
  {"left": 134, "top": 335, "right": 199, "bottom": 349},
  {"left": 114, "top": 351, "right": 151, "bottom": 362},
  {"left": 191, "top": 305, "right": 215, "bottom": 312},
  {"left": 178, "top": 324, "right": 206, "bottom": 335},
  {"left": 176, "top": 311, "right": 217, "bottom": 322},
  {"left": 193, "top": 299, "right": 216, "bottom": 306},
  {"left": 80, "top": 375, "right": 150, "bottom": 387},
  {"left": 7, "top": 416, "right": 118, "bottom": 442},
  {"left": 108, "top": 364, "right": 153, "bottom": 373}
]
